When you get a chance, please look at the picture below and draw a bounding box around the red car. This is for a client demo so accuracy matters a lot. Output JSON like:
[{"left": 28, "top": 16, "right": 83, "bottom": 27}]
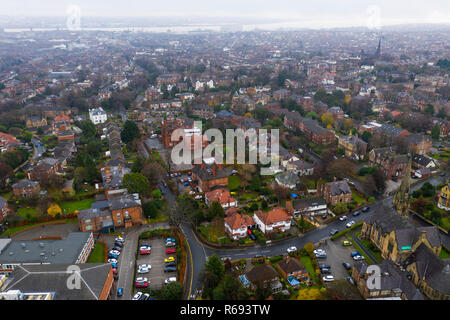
[
  {"left": 112, "top": 268, "right": 118, "bottom": 275},
  {"left": 135, "top": 277, "right": 148, "bottom": 288},
  {"left": 166, "top": 248, "right": 176, "bottom": 254},
  {"left": 140, "top": 249, "right": 151, "bottom": 255}
]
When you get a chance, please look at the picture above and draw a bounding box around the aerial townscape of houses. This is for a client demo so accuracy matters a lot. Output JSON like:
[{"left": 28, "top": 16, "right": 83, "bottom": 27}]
[{"left": 0, "top": 21, "right": 448, "bottom": 302}]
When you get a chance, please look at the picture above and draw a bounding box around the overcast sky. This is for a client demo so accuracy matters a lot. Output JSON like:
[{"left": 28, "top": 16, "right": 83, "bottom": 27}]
[{"left": 1, "top": 0, "right": 449, "bottom": 28}]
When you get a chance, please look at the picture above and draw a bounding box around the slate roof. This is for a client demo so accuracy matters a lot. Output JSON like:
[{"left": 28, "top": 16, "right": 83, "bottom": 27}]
[
  {"left": 3, "top": 263, "right": 112, "bottom": 300},
  {"left": 326, "top": 180, "right": 351, "bottom": 196},
  {"left": 246, "top": 264, "right": 279, "bottom": 284},
  {"left": 365, "top": 204, "right": 413, "bottom": 234},
  {"left": 0, "top": 232, "right": 91, "bottom": 265},
  {"left": 278, "top": 257, "right": 306, "bottom": 275},
  {"left": 406, "top": 243, "right": 450, "bottom": 296},
  {"left": 12, "top": 179, "right": 39, "bottom": 189},
  {"left": 395, "top": 226, "right": 441, "bottom": 249},
  {"left": 354, "top": 259, "right": 425, "bottom": 300},
  {"left": 192, "top": 163, "right": 229, "bottom": 181}
]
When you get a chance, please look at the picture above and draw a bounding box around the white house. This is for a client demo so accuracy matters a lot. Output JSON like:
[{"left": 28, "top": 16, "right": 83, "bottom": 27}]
[
  {"left": 253, "top": 207, "right": 291, "bottom": 234},
  {"left": 224, "top": 214, "right": 255, "bottom": 240},
  {"left": 89, "top": 107, "right": 107, "bottom": 125},
  {"left": 291, "top": 197, "right": 327, "bottom": 218}
]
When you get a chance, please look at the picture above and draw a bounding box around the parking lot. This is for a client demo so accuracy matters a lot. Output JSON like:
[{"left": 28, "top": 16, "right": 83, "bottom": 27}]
[
  {"left": 135, "top": 238, "right": 176, "bottom": 291},
  {"left": 316, "top": 238, "right": 357, "bottom": 281}
]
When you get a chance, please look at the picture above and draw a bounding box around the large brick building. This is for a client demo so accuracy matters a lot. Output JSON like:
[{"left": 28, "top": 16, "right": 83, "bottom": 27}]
[
  {"left": 11, "top": 179, "right": 40, "bottom": 198},
  {"left": 192, "top": 159, "right": 229, "bottom": 193},
  {"left": 320, "top": 180, "right": 352, "bottom": 205}
]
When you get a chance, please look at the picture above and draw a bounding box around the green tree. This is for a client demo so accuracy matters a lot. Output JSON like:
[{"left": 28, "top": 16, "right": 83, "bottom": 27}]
[
  {"left": 121, "top": 120, "right": 140, "bottom": 144},
  {"left": 123, "top": 172, "right": 150, "bottom": 195},
  {"left": 204, "top": 254, "right": 225, "bottom": 281},
  {"left": 213, "top": 275, "right": 248, "bottom": 300},
  {"left": 207, "top": 201, "right": 225, "bottom": 221},
  {"left": 431, "top": 125, "right": 440, "bottom": 140},
  {"left": 161, "top": 282, "right": 183, "bottom": 300},
  {"left": 81, "top": 120, "right": 97, "bottom": 140}
]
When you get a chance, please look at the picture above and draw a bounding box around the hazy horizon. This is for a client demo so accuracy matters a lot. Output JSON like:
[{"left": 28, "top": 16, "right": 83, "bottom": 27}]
[{"left": 1, "top": 0, "right": 449, "bottom": 29}]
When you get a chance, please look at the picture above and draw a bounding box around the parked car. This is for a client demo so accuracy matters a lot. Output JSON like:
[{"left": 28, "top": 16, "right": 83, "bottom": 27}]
[
  {"left": 111, "top": 263, "right": 117, "bottom": 269},
  {"left": 108, "top": 259, "right": 118, "bottom": 264},
  {"left": 287, "top": 246, "right": 297, "bottom": 253},
  {"left": 351, "top": 251, "right": 362, "bottom": 257},
  {"left": 135, "top": 277, "right": 148, "bottom": 288},
  {"left": 315, "top": 253, "right": 327, "bottom": 259},
  {"left": 109, "top": 250, "right": 120, "bottom": 256},
  {"left": 165, "top": 277, "right": 177, "bottom": 284},
  {"left": 108, "top": 254, "right": 118, "bottom": 260},
  {"left": 352, "top": 210, "right": 360, "bottom": 217},
  {"left": 166, "top": 261, "right": 176, "bottom": 267},
  {"left": 111, "top": 246, "right": 122, "bottom": 252},
  {"left": 117, "top": 287, "right": 123, "bottom": 297},
  {"left": 313, "top": 249, "right": 326, "bottom": 255},
  {"left": 321, "top": 213, "right": 328, "bottom": 219},
  {"left": 140, "top": 248, "right": 151, "bottom": 255},
  {"left": 165, "top": 241, "right": 175, "bottom": 247},
  {"left": 164, "top": 266, "right": 177, "bottom": 273},
  {"left": 166, "top": 248, "right": 176, "bottom": 254},
  {"left": 346, "top": 221, "right": 355, "bottom": 228},
  {"left": 320, "top": 268, "right": 331, "bottom": 274},
  {"left": 342, "top": 262, "right": 352, "bottom": 270},
  {"left": 322, "top": 275, "right": 335, "bottom": 282},
  {"left": 339, "top": 215, "right": 348, "bottom": 221},
  {"left": 343, "top": 240, "right": 352, "bottom": 246},
  {"left": 114, "top": 241, "right": 123, "bottom": 248},
  {"left": 353, "top": 255, "right": 365, "bottom": 261},
  {"left": 132, "top": 292, "right": 142, "bottom": 300},
  {"left": 329, "top": 229, "right": 339, "bottom": 236},
  {"left": 318, "top": 264, "right": 331, "bottom": 269},
  {"left": 115, "top": 237, "right": 125, "bottom": 243},
  {"left": 141, "top": 293, "right": 150, "bottom": 300},
  {"left": 165, "top": 257, "right": 175, "bottom": 263},
  {"left": 361, "top": 206, "right": 370, "bottom": 213},
  {"left": 347, "top": 277, "right": 356, "bottom": 285},
  {"left": 194, "top": 195, "right": 203, "bottom": 200},
  {"left": 141, "top": 243, "right": 151, "bottom": 248},
  {"left": 249, "top": 233, "right": 256, "bottom": 241}
]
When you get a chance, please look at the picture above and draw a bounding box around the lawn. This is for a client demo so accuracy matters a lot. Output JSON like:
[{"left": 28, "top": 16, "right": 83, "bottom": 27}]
[
  {"left": 87, "top": 243, "right": 106, "bottom": 263},
  {"left": 298, "top": 255, "right": 319, "bottom": 284},
  {"left": 440, "top": 247, "right": 450, "bottom": 259},
  {"left": 16, "top": 207, "right": 39, "bottom": 219},
  {"left": 228, "top": 176, "right": 241, "bottom": 191},
  {"left": 60, "top": 199, "right": 95, "bottom": 214},
  {"left": 351, "top": 189, "right": 366, "bottom": 205}
]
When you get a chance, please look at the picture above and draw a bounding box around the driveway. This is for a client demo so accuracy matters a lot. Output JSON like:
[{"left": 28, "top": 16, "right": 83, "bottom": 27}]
[{"left": 317, "top": 239, "right": 355, "bottom": 280}]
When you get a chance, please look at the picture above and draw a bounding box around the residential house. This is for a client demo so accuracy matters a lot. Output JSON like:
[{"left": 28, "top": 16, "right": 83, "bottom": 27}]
[
  {"left": 289, "top": 197, "right": 327, "bottom": 218},
  {"left": 253, "top": 207, "right": 291, "bottom": 234},
  {"left": 369, "top": 148, "right": 409, "bottom": 179},
  {"left": 11, "top": 179, "right": 40, "bottom": 198},
  {"left": 245, "top": 264, "right": 283, "bottom": 293},
  {"left": 205, "top": 188, "right": 238, "bottom": 210},
  {"left": 412, "top": 154, "right": 437, "bottom": 171},
  {"left": 337, "top": 133, "right": 368, "bottom": 160},
  {"left": 404, "top": 134, "right": 432, "bottom": 155},
  {"left": 274, "top": 170, "right": 299, "bottom": 189},
  {"left": 0, "top": 133, "right": 21, "bottom": 153},
  {"left": 89, "top": 107, "right": 107, "bottom": 125},
  {"left": 192, "top": 158, "right": 229, "bottom": 193},
  {"left": 276, "top": 256, "right": 309, "bottom": 283},
  {"left": 320, "top": 180, "right": 352, "bottom": 205},
  {"left": 28, "top": 158, "right": 60, "bottom": 181},
  {"left": 224, "top": 213, "right": 255, "bottom": 240}
]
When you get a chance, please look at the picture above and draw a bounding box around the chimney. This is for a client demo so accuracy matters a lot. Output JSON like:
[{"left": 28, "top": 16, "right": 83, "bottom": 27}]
[
  {"left": 212, "top": 165, "right": 216, "bottom": 176},
  {"left": 201, "top": 161, "right": 204, "bottom": 169}
]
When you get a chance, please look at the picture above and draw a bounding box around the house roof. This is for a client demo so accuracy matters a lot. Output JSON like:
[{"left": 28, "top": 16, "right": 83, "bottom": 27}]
[
  {"left": 326, "top": 180, "right": 351, "bottom": 196},
  {"left": 255, "top": 207, "right": 290, "bottom": 225},
  {"left": 0, "top": 232, "right": 91, "bottom": 265},
  {"left": 293, "top": 197, "right": 326, "bottom": 210},
  {"left": 246, "top": 264, "right": 278, "bottom": 284},
  {"left": 365, "top": 204, "right": 413, "bottom": 234},
  {"left": 3, "top": 263, "right": 112, "bottom": 300},
  {"left": 224, "top": 213, "right": 254, "bottom": 230},
  {"left": 12, "top": 179, "right": 39, "bottom": 189},
  {"left": 205, "top": 188, "right": 236, "bottom": 204},
  {"left": 277, "top": 257, "right": 306, "bottom": 274}
]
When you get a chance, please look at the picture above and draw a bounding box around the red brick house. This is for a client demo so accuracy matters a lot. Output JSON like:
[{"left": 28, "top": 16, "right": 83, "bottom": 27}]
[
  {"left": 224, "top": 213, "right": 255, "bottom": 240},
  {"left": 192, "top": 159, "right": 229, "bottom": 193},
  {"left": 12, "top": 179, "right": 40, "bottom": 198},
  {"left": 205, "top": 188, "right": 238, "bottom": 209},
  {"left": 320, "top": 180, "right": 352, "bottom": 205}
]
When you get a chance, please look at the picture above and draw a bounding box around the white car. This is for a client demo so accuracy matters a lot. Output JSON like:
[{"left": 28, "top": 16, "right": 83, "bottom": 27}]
[
  {"left": 313, "top": 249, "right": 325, "bottom": 255},
  {"left": 323, "top": 275, "right": 335, "bottom": 282},
  {"left": 189, "top": 191, "right": 195, "bottom": 195},
  {"left": 287, "top": 246, "right": 297, "bottom": 253},
  {"left": 136, "top": 277, "right": 148, "bottom": 283},
  {"left": 109, "top": 250, "right": 121, "bottom": 256},
  {"left": 194, "top": 195, "right": 203, "bottom": 200},
  {"left": 165, "top": 277, "right": 177, "bottom": 284},
  {"left": 115, "top": 237, "right": 125, "bottom": 243},
  {"left": 138, "top": 264, "right": 152, "bottom": 273},
  {"left": 346, "top": 221, "right": 355, "bottom": 228},
  {"left": 108, "top": 259, "right": 118, "bottom": 264},
  {"left": 132, "top": 292, "right": 142, "bottom": 300},
  {"left": 166, "top": 241, "right": 175, "bottom": 247},
  {"left": 339, "top": 215, "right": 348, "bottom": 221},
  {"left": 353, "top": 255, "right": 365, "bottom": 261},
  {"left": 140, "top": 246, "right": 151, "bottom": 251}
]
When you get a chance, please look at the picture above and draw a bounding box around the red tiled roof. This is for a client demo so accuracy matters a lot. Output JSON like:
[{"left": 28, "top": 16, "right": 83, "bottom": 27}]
[
  {"left": 205, "top": 188, "right": 236, "bottom": 204},
  {"left": 255, "top": 207, "right": 290, "bottom": 225},
  {"left": 224, "top": 213, "right": 254, "bottom": 230}
]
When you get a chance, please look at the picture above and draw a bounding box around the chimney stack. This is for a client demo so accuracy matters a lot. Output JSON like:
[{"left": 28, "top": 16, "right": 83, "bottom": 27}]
[{"left": 212, "top": 165, "right": 216, "bottom": 176}]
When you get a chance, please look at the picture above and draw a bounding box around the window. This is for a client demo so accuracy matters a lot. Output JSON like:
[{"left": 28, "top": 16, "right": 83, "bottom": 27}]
[
  {"left": 86, "top": 225, "right": 93, "bottom": 231},
  {"left": 85, "top": 219, "right": 91, "bottom": 224}
]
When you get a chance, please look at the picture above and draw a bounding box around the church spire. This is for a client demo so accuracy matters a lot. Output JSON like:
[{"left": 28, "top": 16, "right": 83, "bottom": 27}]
[{"left": 393, "top": 157, "right": 411, "bottom": 217}]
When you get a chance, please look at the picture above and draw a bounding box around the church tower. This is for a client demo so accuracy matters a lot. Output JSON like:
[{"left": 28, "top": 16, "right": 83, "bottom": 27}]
[
  {"left": 392, "top": 157, "right": 411, "bottom": 217},
  {"left": 375, "top": 38, "right": 382, "bottom": 58}
]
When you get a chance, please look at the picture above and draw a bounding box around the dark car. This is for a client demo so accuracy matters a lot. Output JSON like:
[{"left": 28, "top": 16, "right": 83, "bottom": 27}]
[
  {"left": 352, "top": 210, "right": 360, "bottom": 217},
  {"left": 361, "top": 207, "right": 370, "bottom": 213},
  {"left": 108, "top": 254, "right": 118, "bottom": 259},
  {"left": 117, "top": 288, "right": 123, "bottom": 297},
  {"left": 114, "top": 241, "right": 123, "bottom": 248},
  {"left": 343, "top": 262, "right": 352, "bottom": 270},
  {"left": 166, "top": 261, "right": 176, "bottom": 267},
  {"left": 164, "top": 266, "right": 177, "bottom": 273},
  {"left": 320, "top": 268, "right": 331, "bottom": 274},
  {"left": 249, "top": 233, "right": 256, "bottom": 241},
  {"left": 330, "top": 229, "right": 339, "bottom": 235},
  {"left": 319, "top": 264, "right": 331, "bottom": 269},
  {"left": 111, "top": 246, "right": 122, "bottom": 252}
]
